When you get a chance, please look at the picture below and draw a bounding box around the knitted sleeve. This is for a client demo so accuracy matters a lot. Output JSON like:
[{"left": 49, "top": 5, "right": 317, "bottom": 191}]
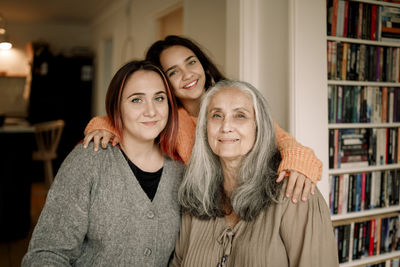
[
  {"left": 84, "top": 116, "right": 120, "bottom": 139},
  {"left": 274, "top": 122, "right": 322, "bottom": 184},
  {"left": 175, "top": 109, "right": 197, "bottom": 165},
  {"left": 21, "top": 144, "right": 97, "bottom": 265}
]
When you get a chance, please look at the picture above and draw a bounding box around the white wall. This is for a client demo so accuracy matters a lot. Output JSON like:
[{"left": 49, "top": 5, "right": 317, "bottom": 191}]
[
  {"left": 225, "top": 0, "right": 240, "bottom": 80},
  {"left": 90, "top": 0, "right": 126, "bottom": 116},
  {"left": 258, "top": 0, "right": 289, "bottom": 130},
  {"left": 289, "top": 0, "right": 329, "bottom": 200},
  {"left": 225, "top": 0, "right": 289, "bottom": 129},
  {"left": 159, "top": 7, "right": 183, "bottom": 38},
  {"left": 183, "top": 0, "right": 226, "bottom": 72}
]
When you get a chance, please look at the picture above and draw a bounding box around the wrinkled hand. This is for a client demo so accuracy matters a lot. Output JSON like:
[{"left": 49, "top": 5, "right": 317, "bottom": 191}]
[
  {"left": 276, "top": 170, "right": 316, "bottom": 204},
  {"left": 83, "top": 130, "right": 120, "bottom": 151}
]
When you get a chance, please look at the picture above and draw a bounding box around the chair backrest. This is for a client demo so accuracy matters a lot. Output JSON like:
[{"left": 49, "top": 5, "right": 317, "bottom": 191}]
[{"left": 33, "top": 120, "right": 65, "bottom": 158}]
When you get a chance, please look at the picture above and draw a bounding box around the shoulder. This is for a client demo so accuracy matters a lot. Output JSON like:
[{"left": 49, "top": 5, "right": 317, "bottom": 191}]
[
  {"left": 57, "top": 143, "right": 123, "bottom": 180},
  {"left": 178, "top": 107, "right": 189, "bottom": 118},
  {"left": 275, "top": 184, "right": 331, "bottom": 226},
  {"left": 276, "top": 181, "right": 328, "bottom": 208},
  {"left": 178, "top": 108, "right": 196, "bottom": 126},
  {"left": 164, "top": 156, "right": 186, "bottom": 177},
  {"left": 63, "top": 142, "right": 118, "bottom": 166},
  {"left": 180, "top": 212, "right": 194, "bottom": 229},
  {"left": 165, "top": 155, "right": 185, "bottom": 168},
  {"left": 51, "top": 143, "right": 124, "bottom": 193}
]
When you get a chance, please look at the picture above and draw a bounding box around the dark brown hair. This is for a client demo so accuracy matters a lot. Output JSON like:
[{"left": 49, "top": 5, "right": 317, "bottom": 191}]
[{"left": 105, "top": 60, "right": 179, "bottom": 159}]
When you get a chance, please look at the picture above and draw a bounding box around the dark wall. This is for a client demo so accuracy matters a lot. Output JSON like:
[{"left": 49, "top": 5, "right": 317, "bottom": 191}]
[{"left": 28, "top": 43, "right": 94, "bottom": 172}]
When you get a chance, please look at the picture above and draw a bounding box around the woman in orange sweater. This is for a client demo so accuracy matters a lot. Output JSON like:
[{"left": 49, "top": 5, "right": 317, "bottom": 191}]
[{"left": 84, "top": 35, "right": 322, "bottom": 203}]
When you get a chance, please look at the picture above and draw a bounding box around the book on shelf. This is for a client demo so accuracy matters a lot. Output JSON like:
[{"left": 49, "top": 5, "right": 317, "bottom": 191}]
[
  {"left": 337, "top": 85, "right": 344, "bottom": 123},
  {"left": 336, "top": 224, "right": 351, "bottom": 262},
  {"left": 329, "top": 170, "right": 400, "bottom": 215},
  {"left": 328, "top": 127, "right": 400, "bottom": 168},
  {"left": 372, "top": 5, "right": 378, "bottom": 41},
  {"left": 334, "top": 215, "right": 400, "bottom": 264},
  {"left": 330, "top": 128, "right": 374, "bottom": 168},
  {"left": 327, "top": 0, "right": 400, "bottom": 42},
  {"left": 381, "top": 6, "right": 400, "bottom": 41},
  {"left": 328, "top": 86, "right": 400, "bottom": 123},
  {"left": 382, "top": 87, "right": 388, "bottom": 123},
  {"left": 327, "top": 41, "right": 400, "bottom": 83},
  {"left": 369, "top": 218, "right": 376, "bottom": 256}
]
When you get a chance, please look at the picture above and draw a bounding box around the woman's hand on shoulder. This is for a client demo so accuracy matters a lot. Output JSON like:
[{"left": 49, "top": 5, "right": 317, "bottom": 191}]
[
  {"left": 83, "top": 130, "right": 120, "bottom": 151},
  {"left": 276, "top": 170, "right": 316, "bottom": 204}
]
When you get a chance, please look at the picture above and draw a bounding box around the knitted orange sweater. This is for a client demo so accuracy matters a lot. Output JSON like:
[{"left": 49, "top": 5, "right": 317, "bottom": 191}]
[{"left": 84, "top": 108, "right": 322, "bottom": 183}]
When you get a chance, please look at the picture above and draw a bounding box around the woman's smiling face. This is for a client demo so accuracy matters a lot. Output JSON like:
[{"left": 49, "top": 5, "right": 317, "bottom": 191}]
[
  {"left": 160, "top": 45, "right": 206, "bottom": 103},
  {"left": 120, "top": 70, "right": 169, "bottom": 144},
  {"left": 206, "top": 87, "right": 257, "bottom": 163}
]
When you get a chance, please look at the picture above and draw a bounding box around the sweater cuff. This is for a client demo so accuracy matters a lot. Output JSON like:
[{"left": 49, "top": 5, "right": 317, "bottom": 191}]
[
  {"left": 83, "top": 116, "right": 119, "bottom": 138},
  {"left": 278, "top": 148, "right": 323, "bottom": 184}
]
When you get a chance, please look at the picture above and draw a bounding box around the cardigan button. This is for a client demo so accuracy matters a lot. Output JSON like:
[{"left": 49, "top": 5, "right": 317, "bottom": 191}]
[
  {"left": 147, "top": 211, "right": 155, "bottom": 219},
  {"left": 144, "top": 248, "right": 152, "bottom": 256}
]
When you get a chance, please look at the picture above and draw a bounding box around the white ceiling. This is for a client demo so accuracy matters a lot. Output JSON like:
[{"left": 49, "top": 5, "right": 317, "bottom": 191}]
[{"left": 1, "top": 0, "right": 111, "bottom": 24}]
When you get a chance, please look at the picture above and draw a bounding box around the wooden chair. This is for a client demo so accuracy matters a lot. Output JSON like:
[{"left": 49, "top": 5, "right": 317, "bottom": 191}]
[{"left": 32, "top": 120, "right": 65, "bottom": 188}]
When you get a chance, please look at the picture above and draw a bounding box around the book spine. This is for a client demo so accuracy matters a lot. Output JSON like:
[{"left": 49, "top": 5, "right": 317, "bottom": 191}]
[
  {"left": 342, "top": 174, "right": 349, "bottom": 214},
  {"left": 357, "top": 2, "right": 363, "bottom": 39},
  {"left": 353, "top": 222, "right": 359, "bottom": 259},
  {"left": 335, "top": 176, "right": 340, "bottom": 214},
  {"left": 356, "top": 174, "right": 362, "bottom": 212},
  {"left": 330, "top": 176, "right": 335, "bottom": 214},
  {"left": 371, "top": 5, "right": 377, "bottom": 40},
  {"left": 334, "top": 129, "right": 339, "bottom": 169},
  {"left": 389, "top": 88, "right": 394, "bottom": 123},
  {"left": 343, "top": 1, "right": 349, "bottom": 37},
  {"left": 348, "top": 175, "right": 354, "bottom": 212},
  {"left": 339, "top": 175, "right": 344, "bottom": 214},
  {"left": 361, "top": 173, "right": 366, "bottom": 211},
  {"left": 377, "top": 218, "right": 381, "bottom": 255},
  {"left": 341, "top": 43, "right": 348, "bottom": 80},
  {"left": 332, "top": 0, "right": 339, "bottom": 36},
  {"left": 349, "top": 223, "right": 354, "bottom": 261},
  {"left": 382, "top": 87, "right": 388, "bottom": 123},
  {"left": 336, "top": 85, "right": 343, "bottom": 123},
  {"left": 398, "top": 128, "right": 400, "bottom": 163},
  {"left": 377, "top": 47, "right": 381, "bottom": 81},
  {"left": 369, "top": 219, "right": 376, "bottom": 256}
]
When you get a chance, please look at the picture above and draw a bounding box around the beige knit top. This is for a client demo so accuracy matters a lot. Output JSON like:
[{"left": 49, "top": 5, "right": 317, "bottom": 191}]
[{"left": 169, "top": 188, "right": 339, "bottom": 267}]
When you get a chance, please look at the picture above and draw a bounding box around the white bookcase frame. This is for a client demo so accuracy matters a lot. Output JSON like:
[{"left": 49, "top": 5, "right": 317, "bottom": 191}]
[{"left": 291, "top": 0, "right": 400, "bottom": 266}]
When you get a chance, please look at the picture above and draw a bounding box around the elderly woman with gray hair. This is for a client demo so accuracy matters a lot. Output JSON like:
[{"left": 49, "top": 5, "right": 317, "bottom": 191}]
[{"left": 170, "top": 80, "right": 338, "bottom": 267}]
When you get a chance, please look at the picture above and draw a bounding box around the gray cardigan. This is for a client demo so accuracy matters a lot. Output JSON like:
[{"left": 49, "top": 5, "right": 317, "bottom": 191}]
[{"left": 22, "top": 143, "right": 185, "bottom": 267}]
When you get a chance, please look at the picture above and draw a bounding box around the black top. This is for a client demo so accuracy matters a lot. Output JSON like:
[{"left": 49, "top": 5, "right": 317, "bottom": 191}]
[{"left": 121, "top": 149, "right": 163, "bottom": 201}]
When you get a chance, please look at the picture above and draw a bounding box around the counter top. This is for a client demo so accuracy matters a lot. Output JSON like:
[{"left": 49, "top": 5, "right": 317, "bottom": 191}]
[{"left": 0, "top": 118, "right": 34, "bottom": 133}]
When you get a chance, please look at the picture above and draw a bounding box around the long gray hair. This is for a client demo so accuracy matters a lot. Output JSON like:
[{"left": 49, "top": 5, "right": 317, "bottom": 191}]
[{"left": 178, "top": 80, "right": 282, "bottom": 221}]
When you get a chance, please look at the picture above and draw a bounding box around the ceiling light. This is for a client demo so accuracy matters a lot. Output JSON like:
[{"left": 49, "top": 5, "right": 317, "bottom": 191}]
[
  {"left": 0, "top": 41, "right": 12, "bottom": 50},
  {"left": 0, "top": 14, "right": 12, "bottom": 50}
]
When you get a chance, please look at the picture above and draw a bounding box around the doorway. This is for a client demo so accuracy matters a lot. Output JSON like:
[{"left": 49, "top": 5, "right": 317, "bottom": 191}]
[{"left": 158, "top": 7, "right": 183, "bottom": 39}]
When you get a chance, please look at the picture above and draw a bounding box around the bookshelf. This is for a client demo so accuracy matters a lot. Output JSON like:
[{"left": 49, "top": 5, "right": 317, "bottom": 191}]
[{"left": 326, "top": 0, "right": 400, "bottom": 266}]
